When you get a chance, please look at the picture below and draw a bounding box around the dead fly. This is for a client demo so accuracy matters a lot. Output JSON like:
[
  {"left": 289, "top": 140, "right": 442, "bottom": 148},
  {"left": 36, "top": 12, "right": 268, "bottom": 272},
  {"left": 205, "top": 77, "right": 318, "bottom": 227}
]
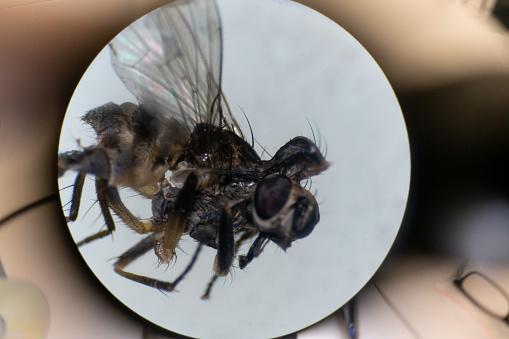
[{"left": 58, "top": 0, "right": 329, "bottom": 299}]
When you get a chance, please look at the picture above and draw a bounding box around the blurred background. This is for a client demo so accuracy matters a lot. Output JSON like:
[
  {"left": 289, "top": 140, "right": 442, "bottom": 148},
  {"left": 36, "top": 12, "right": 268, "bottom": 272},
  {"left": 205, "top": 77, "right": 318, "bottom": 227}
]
[{"left": 2, "top": 0, "right": 509, "bottom": 338}]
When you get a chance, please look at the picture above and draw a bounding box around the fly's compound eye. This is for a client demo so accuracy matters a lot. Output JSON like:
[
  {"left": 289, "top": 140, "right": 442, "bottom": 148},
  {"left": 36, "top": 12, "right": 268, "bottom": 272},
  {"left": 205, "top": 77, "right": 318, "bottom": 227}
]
[
  {"left": 254, "top": 174, "right": 292, "bottom": 220},
  {"left": 292, "top": 196, "right": 319, "bottom": 239},
  {"left": 253, "top": 174, "right": 320, "bottom": 250}
]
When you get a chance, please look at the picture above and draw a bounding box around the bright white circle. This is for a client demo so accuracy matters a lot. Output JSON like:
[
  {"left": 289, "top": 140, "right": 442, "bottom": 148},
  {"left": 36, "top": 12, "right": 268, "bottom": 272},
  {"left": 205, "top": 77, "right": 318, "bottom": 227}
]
[{"left": 58, "top": 0, "right": 410, "bottom": 338}]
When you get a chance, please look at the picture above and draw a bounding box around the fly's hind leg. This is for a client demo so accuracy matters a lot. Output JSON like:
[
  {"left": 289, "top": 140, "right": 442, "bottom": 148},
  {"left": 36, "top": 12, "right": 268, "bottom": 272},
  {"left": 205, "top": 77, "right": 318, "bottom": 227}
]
[
  {"left": 63, "top": 172, "right": 116, "bottom": 246},
  {"left": 238, "top": 234, "right": 269, "bottom": 269},
  {"left": 77, "top": 178, "right": 154, "bottom": 246},
  {"left": 76, "top": 178, "right": 116, "bottom": 246},
  {"left": 114, "top": 232, "right": 203, "bottom": 292}
]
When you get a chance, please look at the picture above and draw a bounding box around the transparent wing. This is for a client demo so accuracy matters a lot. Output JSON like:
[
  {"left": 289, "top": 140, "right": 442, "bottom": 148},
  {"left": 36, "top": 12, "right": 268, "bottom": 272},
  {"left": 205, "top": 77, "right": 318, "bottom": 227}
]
[{"left": 110, "top": 0, "right": 242, "bottom": 137}]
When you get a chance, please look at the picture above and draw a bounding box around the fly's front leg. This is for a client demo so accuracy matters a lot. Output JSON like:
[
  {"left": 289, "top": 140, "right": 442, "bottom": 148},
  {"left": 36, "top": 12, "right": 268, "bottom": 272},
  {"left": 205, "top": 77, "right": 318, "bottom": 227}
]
[
  {"left": 238, "top": 234, "right": 269, "bottom": 269},
  {"left": 156, "top": 171, "right": 198, "bottom": 264},
  {"left": 114, "top": 233, "right": 203, "bottom": 292}
]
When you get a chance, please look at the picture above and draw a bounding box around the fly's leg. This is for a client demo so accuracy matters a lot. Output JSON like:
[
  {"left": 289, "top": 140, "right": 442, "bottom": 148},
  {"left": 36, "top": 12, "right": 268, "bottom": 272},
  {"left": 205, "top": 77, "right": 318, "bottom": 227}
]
[
  {"left": 213, "top": 207, "right": 234, "bottom": 277},
  {"left": 156, "top": 171, "right": 198, "bottom": 264},
  {"left": 215, "top": 199, "right": 254, "bottom": 276},
  {"left": 76, "top": 178, "right": 155, "bottom": 246},
  {"left": 76, "top": 178, "right": 116, "bottom": 246},
  {"left": 114, "top": 232, "right": 203, "bottom": 292},
  {"left": 201, "top": 271, "right": 220, "bottom": 300},
  {"left": 238, "top": 234, "right": 269, "bottom": 269},
  {"left": 201, "top": 228, "right": 257, "bottom": 300},
  {"left": 133, "top": 183, "right": 159, "bottom": 199},
  {"left": 66, "top": 172, "right": 86, "bottom": 222},
  {"left": 105, "top": 180, "right": 154, "bottom": 234}
]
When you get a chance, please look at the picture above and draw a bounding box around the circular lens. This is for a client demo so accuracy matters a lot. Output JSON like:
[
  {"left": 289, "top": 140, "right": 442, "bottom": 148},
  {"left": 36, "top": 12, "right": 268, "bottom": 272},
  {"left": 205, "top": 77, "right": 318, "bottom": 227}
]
[{"left": 57, "top": 0, "right": 409, "bottom": 337}]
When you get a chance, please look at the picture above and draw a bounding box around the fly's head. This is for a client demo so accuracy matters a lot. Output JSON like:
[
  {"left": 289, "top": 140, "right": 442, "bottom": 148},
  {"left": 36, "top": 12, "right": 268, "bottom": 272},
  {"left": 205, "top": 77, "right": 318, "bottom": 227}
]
[
  {"left": 252, "top": 174, "right": 320, "bottom": 250},
  {"left": 265, "top": 136, "right": 329, "bottom": 182}
]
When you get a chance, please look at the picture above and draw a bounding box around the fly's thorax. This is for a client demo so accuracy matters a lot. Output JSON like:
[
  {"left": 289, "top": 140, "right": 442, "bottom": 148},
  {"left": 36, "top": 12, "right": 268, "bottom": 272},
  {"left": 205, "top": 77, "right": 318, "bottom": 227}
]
[
  {"left": 252, "top": 174, "right": 320, "bottom": 250},
  {"left": 184, "top": 181, "right": 254, "bottom": 249},
  {"left": 186, "top": 123, "right": 261, "bottom": 170}
]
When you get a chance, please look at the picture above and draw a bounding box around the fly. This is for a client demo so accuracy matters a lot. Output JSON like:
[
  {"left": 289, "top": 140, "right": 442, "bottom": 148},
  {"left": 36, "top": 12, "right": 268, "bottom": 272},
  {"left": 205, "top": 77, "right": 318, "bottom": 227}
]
[{"left": 58, "top": 0, "right": 329, "bottom": 299}]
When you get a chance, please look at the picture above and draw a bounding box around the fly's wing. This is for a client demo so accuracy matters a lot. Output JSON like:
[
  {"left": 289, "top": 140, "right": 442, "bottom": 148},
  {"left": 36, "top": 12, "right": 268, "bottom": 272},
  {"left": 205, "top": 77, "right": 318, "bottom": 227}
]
[{"left": 110, "top": 0, "right": 243, "bottom": 138}]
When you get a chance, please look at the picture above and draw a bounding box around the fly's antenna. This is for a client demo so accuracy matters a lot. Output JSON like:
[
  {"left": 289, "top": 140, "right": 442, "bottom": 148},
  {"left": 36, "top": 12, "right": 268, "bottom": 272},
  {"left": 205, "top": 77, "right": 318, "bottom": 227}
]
[{"left": 239, "top": 106, "right": 255, "bottom": 148}]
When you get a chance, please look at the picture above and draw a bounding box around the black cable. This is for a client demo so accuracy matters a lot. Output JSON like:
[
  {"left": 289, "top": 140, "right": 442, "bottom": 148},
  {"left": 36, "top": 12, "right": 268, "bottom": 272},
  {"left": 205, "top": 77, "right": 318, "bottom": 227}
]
[{"left": 0, "top": 192, "right": 59, "bottom": 227}]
